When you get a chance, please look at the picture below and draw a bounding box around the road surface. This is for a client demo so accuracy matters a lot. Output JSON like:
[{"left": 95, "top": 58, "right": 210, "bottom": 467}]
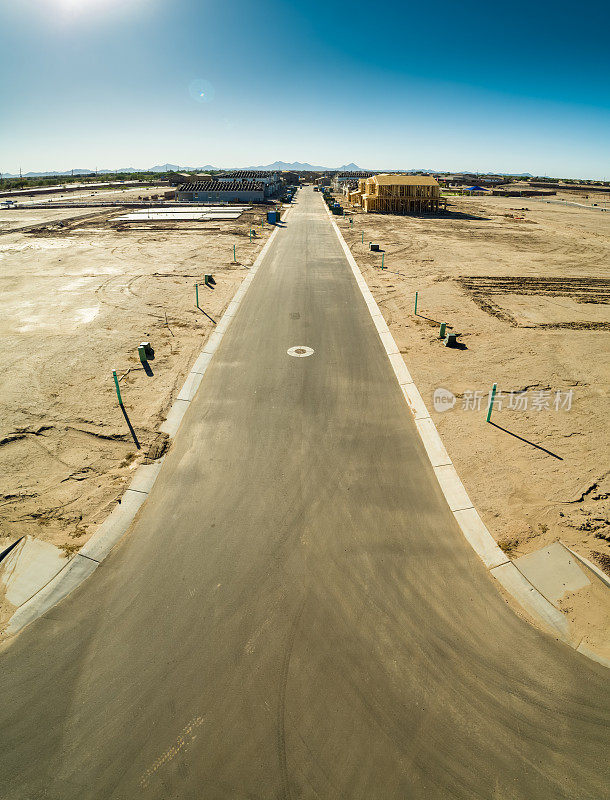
[{"left": 1, "top": 187, "right": 608, "bottom": 799}]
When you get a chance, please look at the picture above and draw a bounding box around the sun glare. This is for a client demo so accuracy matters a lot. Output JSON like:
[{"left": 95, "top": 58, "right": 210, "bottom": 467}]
[{"left": 54, "top": 0, "right": 125, "bottom": 14}]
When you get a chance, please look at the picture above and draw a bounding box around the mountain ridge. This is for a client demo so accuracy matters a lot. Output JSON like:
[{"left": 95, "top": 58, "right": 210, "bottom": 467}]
[{"left": 1, "top": 163, "right": 536, "bottom": 179}]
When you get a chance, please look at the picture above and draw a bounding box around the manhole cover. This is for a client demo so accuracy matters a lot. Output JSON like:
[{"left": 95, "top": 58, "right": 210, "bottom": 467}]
[{"left": 287, "top": 346, "right": 314, "bottom": 358}]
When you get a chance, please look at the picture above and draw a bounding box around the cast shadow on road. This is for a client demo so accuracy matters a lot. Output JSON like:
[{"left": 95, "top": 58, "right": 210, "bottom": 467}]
[
  {"left": 119, "top": 404, "right": 141, "bottom": 449},
  {"left": 489, "top": 422, "right": 562, "bottom": 460}
]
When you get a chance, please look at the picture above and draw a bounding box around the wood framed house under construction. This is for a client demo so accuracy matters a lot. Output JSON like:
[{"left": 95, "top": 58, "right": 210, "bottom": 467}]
[{"left": 359, "top": 174, "right": 443, "bottom": 214}]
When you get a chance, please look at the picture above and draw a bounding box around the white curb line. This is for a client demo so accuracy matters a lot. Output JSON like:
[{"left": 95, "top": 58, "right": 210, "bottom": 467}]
[
  {"left": 3, "top": 201, "right": 294, "bottom": 638},
  {"left": 324, "top": 203, "right": 581, "bottom": 649}
]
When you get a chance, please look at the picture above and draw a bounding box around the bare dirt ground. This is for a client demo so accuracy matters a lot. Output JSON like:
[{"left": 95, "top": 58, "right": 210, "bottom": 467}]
[
  {"left": 0, "top": 194, "right": 275, "bottom": 558},
  {"left": 335, "top": 192, "right": 610, "bottom": 575},
  {"left": 0, "top": 185, "right": 170, "bottom": 233}
]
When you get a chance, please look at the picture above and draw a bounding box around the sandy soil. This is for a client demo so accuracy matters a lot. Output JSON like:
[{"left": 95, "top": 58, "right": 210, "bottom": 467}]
[
  {"left": 0, "top": 199, "right": 275, "bottom": 557},
  {"left": 558, "top": 579, "right": 610, "bottom": 658},
  {"left": 0, "top": 185, "right": 170, "bottom": 233},
  {"left": 335, "top": 192, "right": 610, "bottom": 575}
]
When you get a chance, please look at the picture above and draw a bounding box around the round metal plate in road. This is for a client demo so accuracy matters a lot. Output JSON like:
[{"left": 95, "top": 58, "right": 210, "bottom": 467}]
[{"left": 287, "top": 346, "right": 314, "bottom": 358}]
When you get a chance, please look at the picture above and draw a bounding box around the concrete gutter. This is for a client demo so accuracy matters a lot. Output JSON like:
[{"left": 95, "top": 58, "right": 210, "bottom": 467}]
[
  {"left": 3, "top": 203, "right": 293, "bottom": 638},
  {"left": 324, "top": 204, "right": 603, "bottom": 659}
]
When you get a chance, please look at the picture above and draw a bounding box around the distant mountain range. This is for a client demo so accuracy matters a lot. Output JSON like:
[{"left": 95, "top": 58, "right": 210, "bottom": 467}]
[
  {"left": 1, "top": 162, "right": 535, "bottom": 179},
  {"left": 0, "top": 161, "right": 368, "bottom": 177},
  {"left": 240, "top": 161, "right": 370, "bottom": 172}
]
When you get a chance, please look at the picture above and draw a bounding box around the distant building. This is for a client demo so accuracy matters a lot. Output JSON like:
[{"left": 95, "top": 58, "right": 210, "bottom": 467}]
[
  {"left": 332, "top": 171, "right": 373, "bottom": 191},
  {"left": 280, "top": 171, "right": 299, "bottom": 185},
  {"left": 214, "top": 171, "right": 281, "bottom": 196},
  {"left": 176, "top": 180, "right": 266, "bottom": 203},
  {"left": 340, "top": 180, "right": 359, "bottom": 199},
  {"left": 356, "top": 174, "right": 442, "bottom": 214},
  {"left": 167, "top": 171, "right": 193, "bottom": 186},
  {"left": 438, "top": 173, "right": 507, "bottom": 188}
]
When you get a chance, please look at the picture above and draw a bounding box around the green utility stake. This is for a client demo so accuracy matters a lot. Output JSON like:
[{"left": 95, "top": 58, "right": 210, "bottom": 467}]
[
  {"left": 361, "top": 231, "right": 364, "bottom": 243},
  {"left": 381, "top": 252, "right": 385, "bottom": 269},
  {"left": 138, "top": 345, "right": 147, "bottom": 364},
  {"left": 195, "top": 282, "right": 199, "bottom": 308},
  {"left": 414, "top": 291, "right": 418, "bottom": 315},
  {"left": 112, "top": 370, "right": 123, "bottom": 406},
  {"left": 233, "top": 244, "right": 236, "bottom": 261},
  {"left": 486, "top": 383, "right": 498, "bottom": 423},
  {"left": 439, "top": 322, "right": 446, "bottom": 339}
]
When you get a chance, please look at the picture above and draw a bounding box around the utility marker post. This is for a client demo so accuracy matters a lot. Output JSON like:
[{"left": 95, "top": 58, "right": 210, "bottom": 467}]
[
  {"left": 486, "top": 383, "right": 497, "bottom": 423},
  {"left": 112, "top": 370, "right": 123, "bottom": 406},
  {"left": 381, "top": 252, "right": 385, "bottom": 269},
  {"left": 439, "top": 322, "right": 446, "bottom": 339},
  {"left": 361, "top": 231, "right": 364, "bottom": 244},
  {"left": 195, "top": 282, "right": 199, "bottom": 309},
  {"left": 414, "top": 291, "right": 418, "bottom": 315},
  {"left": 233, "top": 244, "right": 236, "bottom": 262}
]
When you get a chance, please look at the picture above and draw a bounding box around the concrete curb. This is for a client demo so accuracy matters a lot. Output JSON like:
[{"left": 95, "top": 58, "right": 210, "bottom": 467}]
[
  {"left": 561, "top": 542, "right": 610, "bottom": 589},
  {"left": 324, "top": 204, "right": 594, "bottom": 655},
  {"left": 3, "top": 202, "right": 294, "bottom": 639}
]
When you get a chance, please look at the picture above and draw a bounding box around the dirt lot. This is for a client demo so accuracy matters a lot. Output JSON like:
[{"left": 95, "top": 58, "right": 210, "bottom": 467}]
[
  {"left": 335, "top": 192, "right": 610, "bottom": 574},
  {"left": 0, "top": 195, "right": 276, "bottom": 557},
  {"left": 0, "top": 185, "right": 171, "bottom": 233}
]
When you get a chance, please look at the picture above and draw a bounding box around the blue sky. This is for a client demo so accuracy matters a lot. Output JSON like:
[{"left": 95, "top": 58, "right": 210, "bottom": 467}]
[{"left": 1, "top": 0, "right": 609, "bottom": 178}]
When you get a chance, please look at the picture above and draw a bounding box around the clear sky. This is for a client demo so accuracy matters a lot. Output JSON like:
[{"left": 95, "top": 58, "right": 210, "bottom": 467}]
[{"left": 1, "top": 0, "right": 609, "bottom": 178}]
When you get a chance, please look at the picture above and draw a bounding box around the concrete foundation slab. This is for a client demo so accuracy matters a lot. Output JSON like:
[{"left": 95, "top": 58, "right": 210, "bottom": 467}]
[
  {"left": 514, "top": 542, "right": 591, "bottom": 604},
  {"left": 491, "top": 561, "right": 572, "bottom": 641},
  {"left": 1, "top": 537, "right": 67, "bottom": 607},
  {"left": 5, "top": 554, "right": 98, "bottom": 636}
]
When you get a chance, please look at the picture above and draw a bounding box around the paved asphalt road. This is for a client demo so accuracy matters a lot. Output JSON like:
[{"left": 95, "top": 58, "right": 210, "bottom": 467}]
[{"left": 1, "top": 188, "right": 608, "bottom": 800}]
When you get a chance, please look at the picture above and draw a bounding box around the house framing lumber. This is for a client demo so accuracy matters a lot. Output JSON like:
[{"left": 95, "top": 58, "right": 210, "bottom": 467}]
[{"left": 355, "top": 174, "right": 444, "bottom": 214}]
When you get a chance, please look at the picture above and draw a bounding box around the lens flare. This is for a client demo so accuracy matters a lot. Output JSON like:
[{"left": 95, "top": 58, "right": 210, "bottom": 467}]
[{"left": 189, "top": 79, "right": 215, "bottom": 104}]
